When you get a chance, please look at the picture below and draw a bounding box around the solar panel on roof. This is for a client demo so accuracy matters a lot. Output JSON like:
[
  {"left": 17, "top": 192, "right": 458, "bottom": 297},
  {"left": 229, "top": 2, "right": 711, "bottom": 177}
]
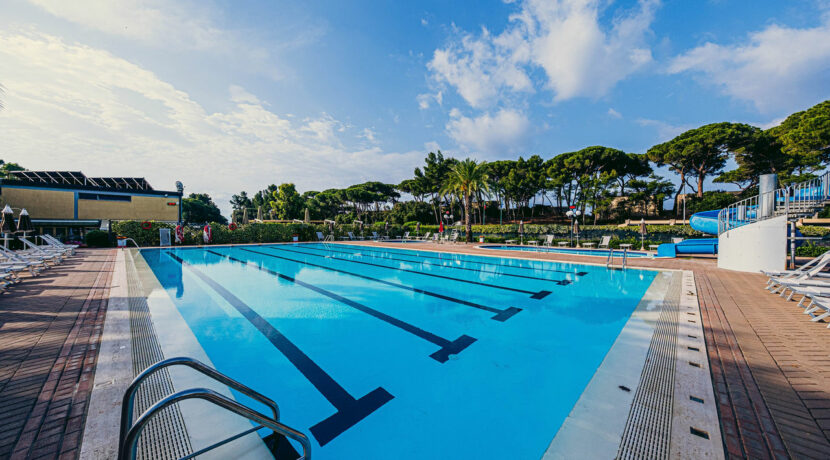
[{"left": 7, "top": 171, "right": 154, "bottom": 190}]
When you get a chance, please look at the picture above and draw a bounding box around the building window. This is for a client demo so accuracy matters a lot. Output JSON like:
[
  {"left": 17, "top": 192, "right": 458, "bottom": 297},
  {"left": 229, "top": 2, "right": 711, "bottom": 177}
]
[{"left": 78, "top": 192, "right": 132, "bottom": 202}]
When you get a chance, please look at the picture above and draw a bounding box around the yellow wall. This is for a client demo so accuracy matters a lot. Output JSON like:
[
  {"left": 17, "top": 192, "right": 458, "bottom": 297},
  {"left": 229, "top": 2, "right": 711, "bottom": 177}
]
[
  {"left": 0, "top": 188, "right": 74, "bottom": 219},
  {"left": 0, "top": 186, "right": 179, "bottom": 222},
  {"left": 78, "top": 195, "right": 179, "bottom": 221}
]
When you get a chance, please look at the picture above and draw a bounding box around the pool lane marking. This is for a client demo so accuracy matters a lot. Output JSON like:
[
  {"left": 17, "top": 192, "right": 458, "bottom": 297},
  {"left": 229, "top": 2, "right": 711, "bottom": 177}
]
[
  {"left": 264, "top": 245, "right": 554, "bottom": 300},
  {"left": 166, "top": 252, "right": 393, "bottom": 446},
  {"left": 238, "top": 247, "right": 522, "bottom": 321},
  {"left": 301, "top": 243, "right": 589, "bottom": 277},
  {"left": 292, "top": 243, "right": 580, "bottom": 283},
  {"left": 205, "top": 249, "right": 476, "bottom": 363}
]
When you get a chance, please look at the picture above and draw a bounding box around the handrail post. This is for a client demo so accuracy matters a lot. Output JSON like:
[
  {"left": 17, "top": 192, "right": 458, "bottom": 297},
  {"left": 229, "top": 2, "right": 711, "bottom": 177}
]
[
  {"left": 120, "top": 388, "right": 311, "bottom": 460},
  {"left": 120, "top": 357, "right": 281, "bottom": 453}
]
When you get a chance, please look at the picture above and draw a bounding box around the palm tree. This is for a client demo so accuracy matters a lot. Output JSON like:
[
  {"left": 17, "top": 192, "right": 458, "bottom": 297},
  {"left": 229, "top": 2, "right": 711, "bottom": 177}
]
[{"left": 441, "top": 158, "right": 489, "bottom": 242}]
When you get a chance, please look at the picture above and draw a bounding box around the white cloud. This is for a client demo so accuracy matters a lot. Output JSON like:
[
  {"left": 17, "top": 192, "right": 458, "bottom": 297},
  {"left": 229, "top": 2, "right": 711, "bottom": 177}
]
[
  {"left": 27, "top": 0, "right": 241, "bottom": 50},
  {"left": 427, "top": 0, "right": 659, "bottom": 108},
  {"left": 428, "top": 27, "right": 534, "bottom": 108},
  {"left": 446, "top": 108, "right": 530, "bottom": 155},
  {"left": 607, "top": 108, "right": 622, "bottom": 118},
  {"left": 416, "top": 91, "right": 442, "bottom": 110},
  {"left": 668, "top": 18, "right": 830, "bottom": 112},
  {"left": 635, "top": 118, "right": 692, "bottom": 141},
  {"left": 0, "top": 32, "right": 421, "bottom": 216},
  {"left": 24, "top": 0, "right": 313, "bottom": 79}
]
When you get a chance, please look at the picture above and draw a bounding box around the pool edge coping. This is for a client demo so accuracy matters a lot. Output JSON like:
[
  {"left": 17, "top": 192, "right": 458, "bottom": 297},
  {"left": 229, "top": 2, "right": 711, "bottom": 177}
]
[{"left": 82, "top": 248, "right": 274, "bottom": 460}]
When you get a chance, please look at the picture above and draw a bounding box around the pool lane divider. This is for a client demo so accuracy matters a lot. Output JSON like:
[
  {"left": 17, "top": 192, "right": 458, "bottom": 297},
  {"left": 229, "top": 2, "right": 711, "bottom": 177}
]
[
  {"left": 292, "top": 243, "right": 581, "bottom": 283},
  {"left": 205, "top": 249, "right": 476, "bottom": 363},
  {"left": 166, "top": 252, "right": 392, "bottom": 446},
  {"left": 300, "top": 243, "right": 589, "bottom": 277},
  {"left": 238, "top": 247, "right": 522, "bottom": 321},
  {"left": 264, "top": 245, "right": 556, "bottom": 299}
]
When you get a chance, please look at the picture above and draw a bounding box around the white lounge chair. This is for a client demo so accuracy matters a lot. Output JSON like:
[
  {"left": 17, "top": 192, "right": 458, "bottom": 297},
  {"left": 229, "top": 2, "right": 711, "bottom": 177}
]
[
  {"left": 598, "top": 236, "right": 612, "bottom": 249},
  {"left": 0, "top": 245, "right": 57, "bottom": 268},
  {"left": 40, "top": 234, "right": 78, "bottom": 254},
  {"left": 800, "top": 295, "right": 830, "bottom": 327},
  {"left": 767, "top": 253, "right": 830, "bottom": 295},
  {"left": 347, "top": 231, "right": 363, "bottom": 241},
  {"left": 542, "top": 235, "right": 554, "bottom": 247},
  {"left": 316, "top": 231, "right": 326, "bottom": 241},
  {"left": 415, "top": 232, "right": 432, "bottom": 241},
  {"left": 19, "top": 236, "right": 70, "bottom": 257}
]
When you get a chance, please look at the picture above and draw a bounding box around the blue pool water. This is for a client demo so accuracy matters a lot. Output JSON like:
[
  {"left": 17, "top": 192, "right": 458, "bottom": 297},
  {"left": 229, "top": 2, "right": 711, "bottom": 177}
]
[
  {"left": 479, "top": 244, "right": 655, "bottom": 258},
  {"left": 140, "top": 243, "right": 658, "bottom": 459}
]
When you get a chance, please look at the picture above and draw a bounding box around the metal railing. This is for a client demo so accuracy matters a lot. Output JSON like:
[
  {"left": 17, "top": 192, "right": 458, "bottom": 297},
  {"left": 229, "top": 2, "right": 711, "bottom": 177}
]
[
  {"left": 119, "top": 357, "right": 311, "bottom": 460},
  {"left": 718, "top": 172, "right": 830, "bottom": 235}
]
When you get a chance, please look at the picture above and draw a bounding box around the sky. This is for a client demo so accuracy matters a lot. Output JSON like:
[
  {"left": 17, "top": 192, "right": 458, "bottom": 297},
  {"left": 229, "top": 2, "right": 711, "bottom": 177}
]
[{"left": 1, "top": 0, "right": 829, "bottom": 217}]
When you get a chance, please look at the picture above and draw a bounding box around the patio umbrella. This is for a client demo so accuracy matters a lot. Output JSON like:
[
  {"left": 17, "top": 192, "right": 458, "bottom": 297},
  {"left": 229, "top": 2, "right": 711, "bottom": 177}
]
[
  {"left": 1, "top": 205, "right": 17, "bottom": 235},
  {"left": 439, "top": 221, "right": 444, "bottom": 234},
  {"left": 17, "top": 208, "right": 33, "bottom": 234},
  {"left": 203, "top": 224, "right": 212, "bottom": 244},
  {"left": 304, "top": 208, "right": 310, "bottom": 223},
  {"left": 328, "top": 220, "right": 334, "bottom": 233},
  {"left": 384, "top": 221, "right": 389, "bottom": 238},
  {"left": 573, "top": 219, "right": 580, "bottom": 247},
  {"left": 639, "top": 218, "right": 647, "bottom": 249},
  {"left": 242, "top": 207, "right": 249, "bottom": 225},
  {"left": 416, "top": 222, "right": 421, "bottom": 237},
  {"left": 257, "top": 206, "right": 263, "bottom": 221},
  {"left": 1, "top": 205, "right": 16, "bottom": 249}
]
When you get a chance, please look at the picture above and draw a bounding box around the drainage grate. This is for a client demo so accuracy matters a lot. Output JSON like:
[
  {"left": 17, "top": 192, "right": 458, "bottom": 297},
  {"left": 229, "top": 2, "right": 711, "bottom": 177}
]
[
  {"left": 616, "top": 273, "right": 681, "bottom": 460},
  {"left": 125, "top": 250, "right": 193, "bottom": 460}
]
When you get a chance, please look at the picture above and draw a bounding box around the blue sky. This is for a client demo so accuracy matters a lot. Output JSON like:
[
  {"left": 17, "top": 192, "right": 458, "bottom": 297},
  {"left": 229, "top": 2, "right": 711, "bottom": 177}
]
[{"left": 1, "top": 0, "right": 829, "bottom": 215}]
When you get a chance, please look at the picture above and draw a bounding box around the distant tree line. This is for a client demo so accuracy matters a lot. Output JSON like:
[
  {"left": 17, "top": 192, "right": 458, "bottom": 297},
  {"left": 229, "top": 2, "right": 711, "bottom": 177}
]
[{"left": 226, "top": 99, "right": 829, "bottom": 228}]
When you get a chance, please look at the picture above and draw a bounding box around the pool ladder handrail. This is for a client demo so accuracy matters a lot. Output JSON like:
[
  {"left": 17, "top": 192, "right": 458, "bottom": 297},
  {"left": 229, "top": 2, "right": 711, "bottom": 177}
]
[
  {"left": 605, "top": 248, "right": 628, "bottom": 269},
  {"left": 118, "top": 356, "right": 311, "bottom": 460}
]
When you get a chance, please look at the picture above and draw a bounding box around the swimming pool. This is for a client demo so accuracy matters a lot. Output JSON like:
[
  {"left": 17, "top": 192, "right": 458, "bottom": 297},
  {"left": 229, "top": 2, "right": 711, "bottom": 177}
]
[
  {"left": 138, "top": 242, "right": 661, "bottom": 459},
  {"left": 479, "top": 244, "right": 655, "bottom": 258}
]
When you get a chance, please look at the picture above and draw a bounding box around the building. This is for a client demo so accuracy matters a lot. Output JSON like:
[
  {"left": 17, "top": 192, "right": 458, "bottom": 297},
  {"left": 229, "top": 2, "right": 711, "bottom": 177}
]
[{"left": 0, "top": 171, "right": 182, "bottom": 240}]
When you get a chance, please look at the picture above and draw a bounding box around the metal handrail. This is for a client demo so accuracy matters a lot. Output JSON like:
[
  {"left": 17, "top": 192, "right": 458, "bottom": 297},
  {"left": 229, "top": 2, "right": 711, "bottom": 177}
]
[
  {"left": 718, "top": 171, "right": 830, "bottom": 234},
  {"left": 119, "top": 357, "right": 286, "bottom": 458},
  {"left": 622, "top": 248, "right": 628, "bottom": 269},
  {"left": 606, "top": 248, "right": 614, "bottom": 267},
  {"left": 119, "top": 388, "right": 311, "bottom": 460}
]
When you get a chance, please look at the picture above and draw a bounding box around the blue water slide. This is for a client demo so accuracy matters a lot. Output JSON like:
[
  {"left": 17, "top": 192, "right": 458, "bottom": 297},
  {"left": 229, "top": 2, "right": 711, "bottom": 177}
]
[
  {"left": 656, "top": 209, "right": 721, "bottom": 257},
  {"left": 688, "top": 209, "right": 720, "bottom": 235}
]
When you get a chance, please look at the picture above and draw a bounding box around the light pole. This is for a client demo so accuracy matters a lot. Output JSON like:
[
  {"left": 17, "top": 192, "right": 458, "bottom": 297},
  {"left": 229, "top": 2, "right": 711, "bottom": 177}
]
[
  {"left": 443, "top": 212, "right": 453, "bottom": 236},
  {"left": 566, "top": 207, "right": 581, "bottom": 247}
]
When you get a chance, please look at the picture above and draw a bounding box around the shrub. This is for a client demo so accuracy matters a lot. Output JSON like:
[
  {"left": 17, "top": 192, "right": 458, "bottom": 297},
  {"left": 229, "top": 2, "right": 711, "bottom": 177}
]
[
  {"left": 85, "top": 230, "right": 111, "bottom": 247},
  {"left": 796, "top": 244, "right": 829, "bottom": 257}
]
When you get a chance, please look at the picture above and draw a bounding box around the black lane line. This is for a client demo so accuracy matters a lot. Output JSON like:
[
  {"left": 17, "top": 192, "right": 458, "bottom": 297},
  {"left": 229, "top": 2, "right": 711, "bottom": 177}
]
[
  {"left": 266, "top": 245, "right": 553, "bottom": 300},
  {"left": 238, "top": 247, "right": 522, "bottom": 321},
  {"left": 206, "top": 249, "right": 476, "bottom": 363},
  {"left": 166, "top": 252, "right": 393, "bottom": 446},
  {"left": 306, "top": 243, "right": 589, "bottom": 277},
  {"left": 293, "top": 243, "right": 578, "bottom": 284}
]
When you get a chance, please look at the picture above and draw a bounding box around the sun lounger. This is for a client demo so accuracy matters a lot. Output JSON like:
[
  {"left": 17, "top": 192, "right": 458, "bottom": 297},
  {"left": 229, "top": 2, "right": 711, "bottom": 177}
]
[
  {"left": 19, "top": 236, "right": 70, "bottom": 257},
  {"left": 316, "top": 231, "right": 326, "bottom": 241},
  {"left": 40, "top": 234, "right": 78, "bottom": 254},
  {"left": 542, "top": 235, "right": 554, "bottom": 247},
  {"left": 415, "top": 232, "right": 431, "bottom": 241},
  {"left": 0, "top": 245, "right": 59, "bottom": 267},
  {"left": 598, "top": 236, "right": 611, "bottom": 249}
]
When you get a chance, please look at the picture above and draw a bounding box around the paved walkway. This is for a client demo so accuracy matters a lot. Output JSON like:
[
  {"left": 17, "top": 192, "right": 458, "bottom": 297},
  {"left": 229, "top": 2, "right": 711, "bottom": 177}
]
[
  {"left": 354, "top": 241, "right": 830, "bottom": 459},
  {"left": 0, "top": 249, "right": 115, "bottom": 460}
]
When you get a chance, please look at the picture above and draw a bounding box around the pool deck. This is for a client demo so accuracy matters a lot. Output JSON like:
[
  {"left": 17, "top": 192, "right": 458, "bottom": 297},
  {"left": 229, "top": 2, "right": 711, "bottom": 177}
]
[
  {"left": 0, "top": 249, "right": 115, "bottom": 460},
  {"left": 1, "top": 244, "right": 828, "bottom": 458}
]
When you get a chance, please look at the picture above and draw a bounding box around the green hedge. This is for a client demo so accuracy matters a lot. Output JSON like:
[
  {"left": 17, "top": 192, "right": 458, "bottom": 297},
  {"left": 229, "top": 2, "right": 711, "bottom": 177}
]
[{"left": 111, "top": 221, "right": 411, "bottom": 247}]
